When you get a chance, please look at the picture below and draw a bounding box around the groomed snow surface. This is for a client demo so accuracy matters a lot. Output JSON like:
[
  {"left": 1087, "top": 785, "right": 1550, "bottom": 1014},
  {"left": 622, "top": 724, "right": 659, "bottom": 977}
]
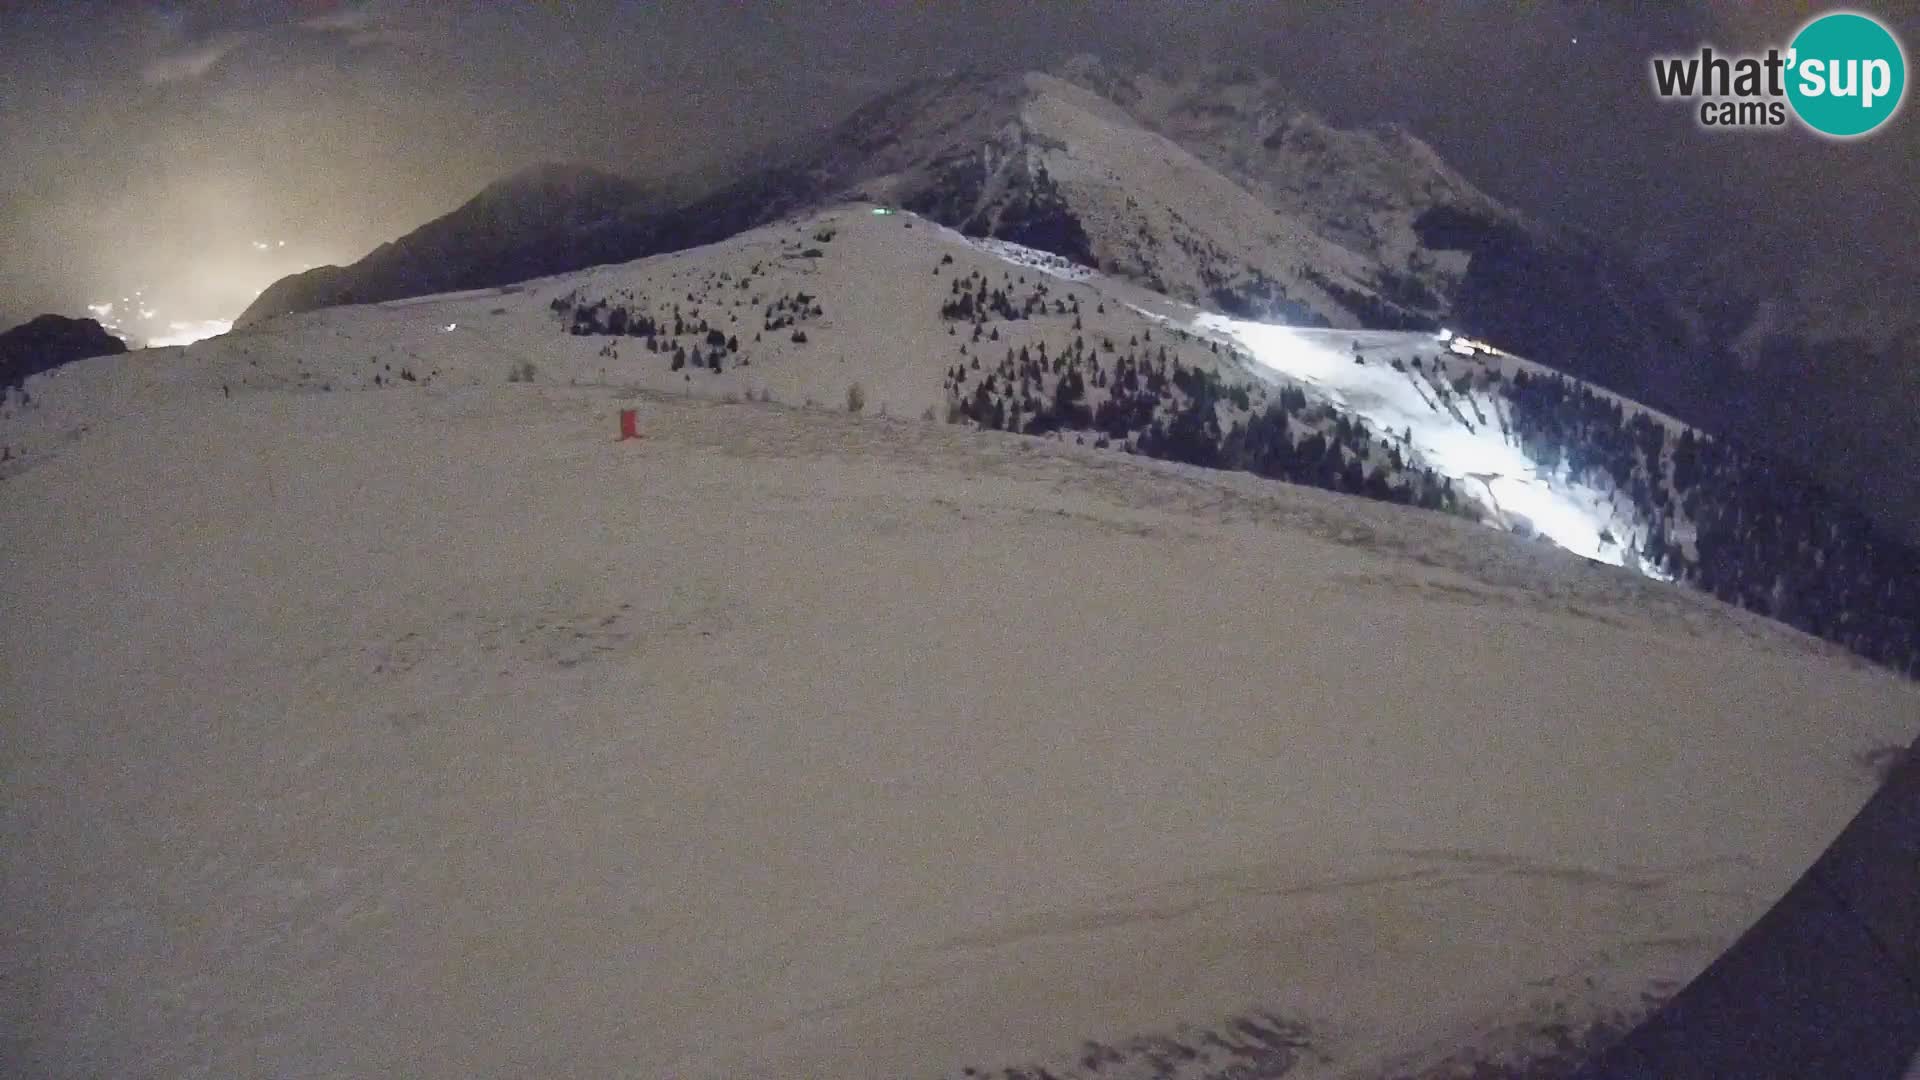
[
  {"left": 5, "top": 380, "right": 1918, "bottom": 1079},
  {"left": 1195, "top": 317, "right": 1658, "bottom": 575}
]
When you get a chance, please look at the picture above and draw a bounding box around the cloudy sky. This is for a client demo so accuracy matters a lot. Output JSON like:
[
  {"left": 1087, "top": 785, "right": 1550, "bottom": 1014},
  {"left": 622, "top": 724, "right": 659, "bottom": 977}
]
[{"left": 1, "top": 0, "right": 1915, "bottom": 334}]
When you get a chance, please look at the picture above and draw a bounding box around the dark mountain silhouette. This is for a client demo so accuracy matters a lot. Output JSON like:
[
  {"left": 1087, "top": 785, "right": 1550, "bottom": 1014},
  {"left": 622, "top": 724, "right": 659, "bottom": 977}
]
[
  {"left": 0, "top": 314, "right": 127, "bottom": 389},
  {"left": 239, "top": 164, "right": 675, "bottom": 325}
]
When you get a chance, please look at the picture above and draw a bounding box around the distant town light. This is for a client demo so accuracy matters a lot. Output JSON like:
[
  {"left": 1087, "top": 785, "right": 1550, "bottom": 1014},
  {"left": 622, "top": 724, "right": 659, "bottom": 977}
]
[{"left": 145, "top": 319, "right": 231, "bottom": 348}]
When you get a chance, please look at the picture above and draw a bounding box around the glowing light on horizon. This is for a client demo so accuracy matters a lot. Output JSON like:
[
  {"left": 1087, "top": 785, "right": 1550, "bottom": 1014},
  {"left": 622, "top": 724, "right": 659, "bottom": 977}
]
[
  {"left": 86, "top": 294, "right": 232, "bottom": 348},
  {"left": 81, "top": 236, "right": 302, "bottom": 349},
  {"left": 144, "top": 319, "right": 232, "bottom": 348}
]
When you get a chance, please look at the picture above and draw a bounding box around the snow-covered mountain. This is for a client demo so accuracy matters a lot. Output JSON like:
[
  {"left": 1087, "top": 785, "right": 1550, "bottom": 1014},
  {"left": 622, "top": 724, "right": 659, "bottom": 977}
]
[
  {"left": 7, "top": 200, "right": 1919, "bottom": 1078},
  {"left": 1051, "top": 55, "right": 1502, "bottom": 298},
  {"left": 27, "top": 204, "right": 1920, "bottom": 680},
  {"left": 237, "top": 60, "right": 1756, "bottom": 518},
  {"left": 11, "top": 48, "right": 1920, "bottom": 1078},
  {"left": 0, "top": 313, "right": 125, "bottom": 390},
  {"left": 239, "top": 59, "right": 1534, "bottom": 334}
]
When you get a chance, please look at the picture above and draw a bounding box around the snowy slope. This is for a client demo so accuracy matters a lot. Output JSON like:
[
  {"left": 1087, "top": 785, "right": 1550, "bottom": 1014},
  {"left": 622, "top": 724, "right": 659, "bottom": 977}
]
[
  {"left": 0, "top": 205, "right": 1785, "bottom": 580},
  {"left": 10, "top": 206, "right": 1285, "bottom": 457},
  {"left": 4, "top": 364, "right": 1915, "bottom": 1080},
  {"left": 227, "top": 61, "right": 1772, "bottom": 551},
  {"left": 68, "top": 203, "right": 1920, "bottom": 680},
  {"left": 1189, "top": 320, "right": 1671, "bottom": 570},
  {"left": 5, "top": 202, "right": 1920, "bottom": 1078}
]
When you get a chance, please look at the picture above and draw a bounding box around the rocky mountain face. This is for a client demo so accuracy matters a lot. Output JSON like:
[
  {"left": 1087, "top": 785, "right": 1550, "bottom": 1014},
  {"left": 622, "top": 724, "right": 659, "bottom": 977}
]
[{"left": 0, "top": 314, "right": 126, "bottom": 390}]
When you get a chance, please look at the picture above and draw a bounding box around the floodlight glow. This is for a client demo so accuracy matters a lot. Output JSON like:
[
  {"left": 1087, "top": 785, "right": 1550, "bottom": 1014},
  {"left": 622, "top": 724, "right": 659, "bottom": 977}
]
[{"left": 1194, "top": 314, "right": 1656, "bottom": 573}]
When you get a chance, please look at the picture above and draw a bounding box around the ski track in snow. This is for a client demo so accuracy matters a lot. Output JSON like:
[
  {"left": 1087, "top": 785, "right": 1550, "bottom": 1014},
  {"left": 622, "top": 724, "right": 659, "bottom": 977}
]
[{"left": 1194, "top": 315, "right": 1658, "bottom": 574}]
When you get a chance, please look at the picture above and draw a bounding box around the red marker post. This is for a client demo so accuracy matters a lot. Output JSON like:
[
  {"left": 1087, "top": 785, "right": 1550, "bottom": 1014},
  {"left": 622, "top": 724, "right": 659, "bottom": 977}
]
[{"left": 617, "top": 409, "right": 640, "bottom": 441}]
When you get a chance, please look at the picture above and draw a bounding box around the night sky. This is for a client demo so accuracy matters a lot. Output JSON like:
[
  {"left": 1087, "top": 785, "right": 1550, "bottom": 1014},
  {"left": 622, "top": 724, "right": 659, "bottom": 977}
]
[{"left": 2, "top": 0, "right": 1916, "bottom": 336}]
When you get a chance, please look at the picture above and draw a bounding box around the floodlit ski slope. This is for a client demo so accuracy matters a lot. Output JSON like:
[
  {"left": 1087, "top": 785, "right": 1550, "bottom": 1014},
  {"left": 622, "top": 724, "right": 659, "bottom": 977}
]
[
  {"left": 954, "top": 218, "right": 1681, "bottom": 578},
  {"left": 1195, "top": 317, "right": 1661, "bottom": 573}
]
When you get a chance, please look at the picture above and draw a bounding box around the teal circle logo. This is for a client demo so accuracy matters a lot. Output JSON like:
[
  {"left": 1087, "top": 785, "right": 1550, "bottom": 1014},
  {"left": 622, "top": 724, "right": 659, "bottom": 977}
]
[{"left": 1786, "top": 11, "right": 1907, "bottom": 137}]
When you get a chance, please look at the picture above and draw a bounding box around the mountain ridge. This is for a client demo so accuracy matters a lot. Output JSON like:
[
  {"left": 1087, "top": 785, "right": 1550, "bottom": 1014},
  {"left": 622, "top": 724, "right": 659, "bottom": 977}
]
[
  {"left": 236, "top": 59, "right": 1711, "bottom": 401},
  {"left": 230, "top": 58, "right": 1920, "bottom": 546},
  {"left": 241, "top": 163, "right": 676, "bottom": 324},
  {"left": 0, "top": 313, "right": 126, "bottom": 391},
  {"left": 237, "top": 61, "right": 1484, "bottom": 331},
  {"left": 28, "top": 202, "right": 1920, "bottom": 678}
]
